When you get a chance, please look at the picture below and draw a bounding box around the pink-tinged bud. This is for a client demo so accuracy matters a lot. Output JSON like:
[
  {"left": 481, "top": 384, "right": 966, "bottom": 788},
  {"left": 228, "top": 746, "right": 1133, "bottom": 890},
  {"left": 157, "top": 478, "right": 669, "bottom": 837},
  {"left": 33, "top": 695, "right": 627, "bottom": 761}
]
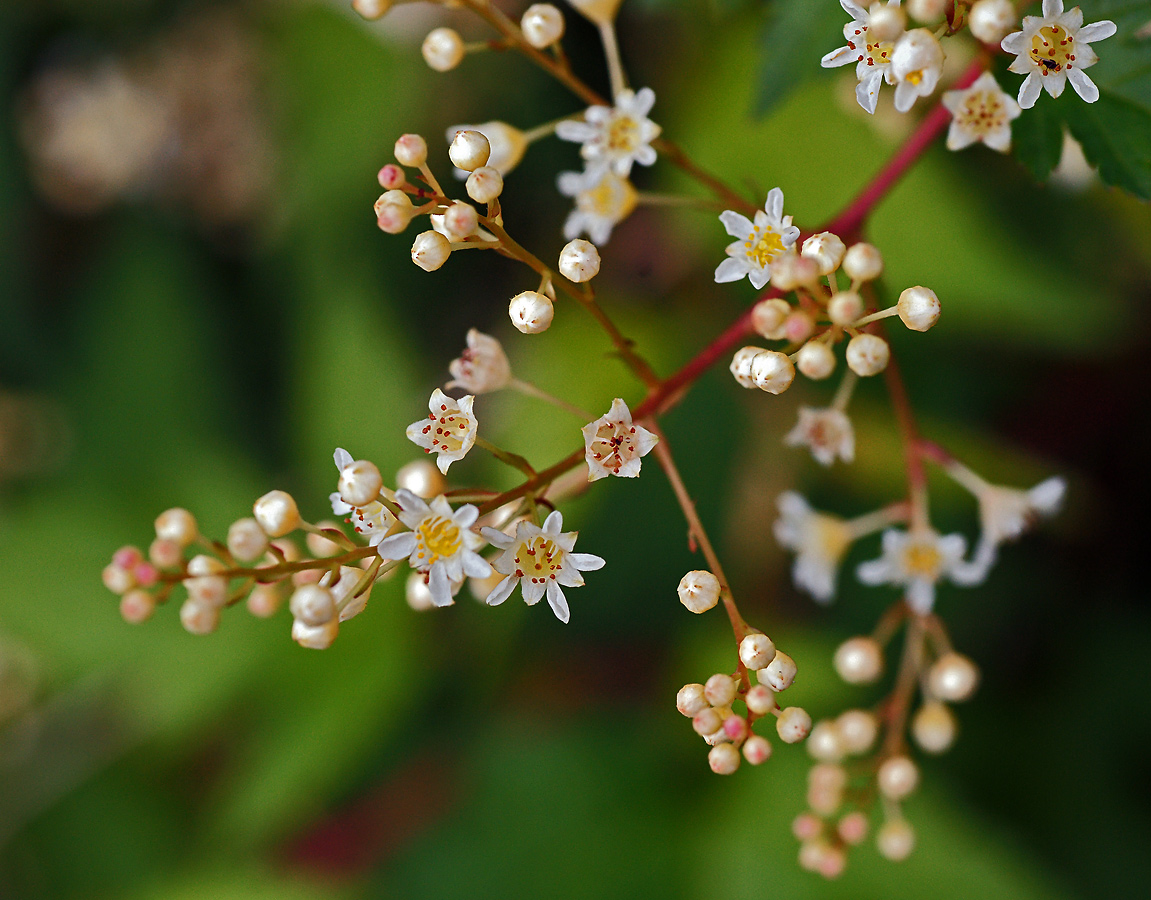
[
  {"left": 792, "top": 812, "right": 823, "bottom": 841},
  {"left": 133, "top": 562, "right": 160, "bottom": 587},
  {"left": 378, "top": 164, "right": 406, "bottom": 189},
  {"left": 113, "top": 546, "right": 143, "bottom": 570},
  {"left": 783, "top": 311, "right": 815, "bottom": 343},
  {"left": 149, "top": 538, "right": 183, "bottom": 569},
  {"left": 120, "top": 589, "right": 156, "bottom": 624},
  {"left": 743, "top": 734, "right": 772, "bottom": 765},
  {"left": 723, "top": 715, "right": 748, "bottom": 742}
]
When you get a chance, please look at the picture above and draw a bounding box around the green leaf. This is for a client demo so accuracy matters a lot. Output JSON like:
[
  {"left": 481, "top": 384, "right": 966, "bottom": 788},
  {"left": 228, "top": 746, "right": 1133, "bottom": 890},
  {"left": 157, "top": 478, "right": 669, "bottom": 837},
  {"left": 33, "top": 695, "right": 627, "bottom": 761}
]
[
  {"left": 753, "top": 0, "right": 848, "bottom": 117},
  {"left": 1011, "top": 91, "right": 1066, "bottom": 180},
  {"left": 1065, "top": 88, "right": 1151, "bottom": 199}
]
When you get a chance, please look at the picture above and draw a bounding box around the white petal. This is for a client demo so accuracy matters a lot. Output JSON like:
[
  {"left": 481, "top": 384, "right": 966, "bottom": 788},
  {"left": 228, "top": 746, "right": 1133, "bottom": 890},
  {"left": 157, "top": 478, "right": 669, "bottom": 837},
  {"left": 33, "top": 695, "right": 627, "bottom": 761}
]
[
  {"left": 479, "top": 525, "right": 514, "bottom": 549},
  {"left": 428, "top": 563, "right": 455, "bottom": 607},
  {"left": 982, "top": 125, "right": 1013, "bottom": 153},
  {"left": 822, "top": 45, "right": 860, "bottom": 68},
  {"left": 1077, "top": 20, "right": 1116, "bottom": 43},
  {"left": 765, "top": 187, "right": 784, "bottom": 220},
  {"left": 1067, "top": 67, "right": 1099, "bottom": 103},
  {"left": 462, "top": 551, "right": 492, "bottom": 579},
  {"left": 841, "top": 0, "right": 868, "bottom": 20},
  {"left": 719, "top": 210, "right": 754, "bottom": 238},
  {"left": 542, "top": 510, "right": 564, "bottom": 534},
  {"left": 631, "top": 86, "right": 657, "bottom": 117},
  {"left": 748, "top": 267, "right": 771, "bottom": 290},
  {"left": 546, "top": 580, "right": 571, "bottom": 623},
  {"left": 522, "top": 578, "right": 547, "bottom": 604},
  {"left": 857, "top": 69, "right": 884, "bottom": 114},
  {"left": 569, "top": 552, "right": 605, "bottom": 571},
  {"left": 633, "top": 145, "right": 658, "bottom": 167},
  {"left": 1000, "top": 31, "right": 1026, "bottom": 54},
  {"left": 334, "top": 448, "right": 354, "bottom": 471},
  {"left": 857, "top": 558, "right": 893, "bottom": 585},
  {"left": 1029, "top": 477, "right": 1066, "bottom": 514},
  {"left": 906, "top": 579, "right": 935, "bottom": 615},
  {"left": 893, "top": 80, "right": 918, "bottom": 113},
  {"left": 1041, "top": 0, "right": 1063, "bottom": 18},
  {"left": 454, "top": 505, "right": 479, "bottom": 529},
  {"left": 1017, "top": 73, "right": 1041, "bottom": 109},
  {"left": 556, "top": 120, "right": 597, "bottom": 143},
  {"left": 485, "top": 575, "right": 517, "bottom": 606},
  {"left": 1045, "top": 70, "right": 1068, "bottom": 98},
  {"left": 714, "top": 257, "right": 748, "bottom": 283},
  {"left": 375, "top": 532, "right": 417, "bottom": 561}
]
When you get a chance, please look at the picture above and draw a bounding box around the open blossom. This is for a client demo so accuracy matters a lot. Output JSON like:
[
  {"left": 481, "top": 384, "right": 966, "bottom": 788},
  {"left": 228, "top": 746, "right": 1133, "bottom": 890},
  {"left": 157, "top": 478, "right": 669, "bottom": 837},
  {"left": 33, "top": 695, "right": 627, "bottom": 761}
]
[
  {"left": 557, "top": 165, "right": 637, "bottom": 244},
  {"left": 821, "top": 0, "right": 902, "bottom": 114},
  {"left": 857, "top": 526, "right": 970, "bottom": 614},
  {"left": 785, "top": 407, "right": 855, "bottom": 466},
  {"left": 714, "top": 188, "right": 800, "bottom": 290},
  {"left": 967, "top": 476, "right": 1067, "bottom": 574},
  {"left": 375, "top": 491, "right": 490, "bottom": 607},
  {"left": 890, "top": 28, "right": 944, "bottom": 113},
  {"left": 330, "top": 448, "right": 396, "bottom": 546},
  {"left": 773, "top": 492, "right": 856, "bottom": 603},
  {"left": 942, "top": 72, "right": 1020, "bottom": 153},
  {"left": 555, "top": 87, "right": 661, "bottom": 178},
  {"left": 446, "top": 329, "right": 512, "bottom": 394},
  {"left": 479, "top": 511, "right": 605, "bottom": 623},
  {"left": 406, "top": 388, "right": 478, "bottom": 475},
  {"left": 1002, "top": 0, "right": 1116, "bottom": 109},
  {"left": 582, "top": 398, "right": 658, "bottom": 481}
]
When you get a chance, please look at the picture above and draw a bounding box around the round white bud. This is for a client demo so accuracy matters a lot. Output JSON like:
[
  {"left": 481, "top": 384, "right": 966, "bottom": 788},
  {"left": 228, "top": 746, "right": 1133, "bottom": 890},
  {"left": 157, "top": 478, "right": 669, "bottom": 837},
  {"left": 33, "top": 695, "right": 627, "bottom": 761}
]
[
  {"left": 290, "top": 584, "right": 337, "bottom": 627},
  {"left": 411, "top": 230, "right": 452, "bottom": 272},
  {"left": 396, "top": 460, "right": 445, "bottom": 499},
  {"left": 838, "top": 811, "right": 869, "bottom": 845},
  {"left": 292, "top": 617, "right": 339, "bottom": 650},
  {"left": 739, "top": 633, "right": 776, "bottom": 671},
  {"left": 179, "top": 599, "right": 220, "bottom": 635},
  {"left": 796, "top": 341, "right": 836, "bottom": 380},
  {"left": 912, "top": 701, "right": 958, "bottom": 754},
  {"left": 834, "top": 636, "right": 884, "bottom": 684},
  {"left": 185, "top": 553, "right": 227, "bottom": 606},
  {"left": 442, "top": 201, "right": 479, "bottom": 240},
  {"left": 692, "top": 707, "right": 723, "bottom": 737},
  {"left": 877, "top": 819, "right": 916, "bottom": 861},
  {"left": 745, "top": 684, "right": 777, "bottom": 716},
  {"left": 253, "top": 490, "right": 301, "bottom": 537},
  {"left": 339, "top": 459, "right": 383, "bottom": 507},
  {"left": 836, "top": 709, "right": 879, "bottom": 754},
  {"left": 149, "top": 538, "right": 183, "bottom": 569},
  {"left": 868, "top": 4, "right": 907, "bottom": 41},
  {"left": 751, "top": 298, "right": 790, "bottom": 340},
  {"left": 729, "top": 346, "right": 764, "bottom": 389},
  {"left": 678, "top": 570, "right": 721, "bottom": 613},
  {"left": 558, "top": 239, "right": 601, "bottom": 283},
  {"left": 897, "top": 286, "right": 941, "bottom": 331},
  {"left": 928, "top": 652, "right": 980, "bottom": 702},
  {"left": 776, "top": 706, "right": 812, "bottom": 743},
  {"left": 877, "top": 755, "right": 920, "bottom": 800},
  {"left": 422, "top": 27, "right": 465, "bottom": 72},
  {"left": 806, "top": 720, "right": 845, "bottom": 762},
  {"left": 708, "top": 742, "right": 741, "bottom": 775},
  {"left": 120, "top": 589, "right": 155, "bottom": 624},
  {"left": 352, "top": 0, "right": 392, "bottom": 21},
  {"left": 676, "top": 683, "right": 709, "bottom": 717},
  {"left": 448, "top": 129, "right": 491, "bottom": 172},
  {"left": 845, "top": 333, "right": 890, "bottom": 377},
  {"left": 809, "top": 761, "right": 848, "bottom": 792},
  {"left": 801, "top": 232, "right": 847, "bottom": 276},
  {"left": 770, "top": 252, "right": 820, "bottom": 292},
  {"left": 405, "top": 572, "right": 435, "bottom": 611},
  {"left": 743, "top": 734, "right": 772, "bottom": 765},
  {"left": 375, "top": 190, "right": 415, "bottom": 234},
  {"left": 827, "top": 290, "right": 864, "bottom": 325},
  {"left": 465, "top": 166, "right": 504, "bottom": 204},
  {"left": 508, "top": 290, "right": 554, "bottom": 334},
  {"left": 378, "top": 164, "right": 405, "bottom": 190},
  {"left": 907, "top": 0, "right": 947, "bottom": 23},
  {"left": 750, "top": 350, "right": 795, "bottom": 395},
  {"left": 102, "top": 563, "right": 135, "bottom": 595},
  {"left": 393, "top": 133, "right": 427, "bottom": 168},
  {"left": 247, "top": 583, "right": 284, "bottom": 618},
  {"left": 968, "top": 0, "right": 1016, "bottom": 44},
  {"left": 704, "top": 673, "right": 737, "bottom": 708},
  {"left": 783, "top": 311, "right": 816, "bottom": 343},
  {"left": 155, "top": 507, "right": 198, "bottom": 547},
  {"left": 227, "top": 518, "right": 268, "bottom": 563},
  {"left": 759, "top": 650, "right": 797, "bottom": 692},
  {"left": 521, "top": 3, "right": 565, "bottom": 48},
  {"left": 842, "top": 242, "right": 884, "bottom": 282}
]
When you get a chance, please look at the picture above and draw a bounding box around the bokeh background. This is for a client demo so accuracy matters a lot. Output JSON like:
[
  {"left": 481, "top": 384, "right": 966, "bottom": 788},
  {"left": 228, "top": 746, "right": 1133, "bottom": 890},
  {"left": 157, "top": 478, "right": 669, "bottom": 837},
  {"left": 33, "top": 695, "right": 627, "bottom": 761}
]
[{"left": 1, "top": 1, "right": 1150, "bottom": 898}]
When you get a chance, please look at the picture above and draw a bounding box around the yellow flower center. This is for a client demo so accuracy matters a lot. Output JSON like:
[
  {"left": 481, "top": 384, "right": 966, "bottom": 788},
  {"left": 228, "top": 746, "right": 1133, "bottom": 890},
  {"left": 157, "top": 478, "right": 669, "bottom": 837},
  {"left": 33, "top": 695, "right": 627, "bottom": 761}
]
[
  {"left": 607, "top": 115, "right": 640, "bottom": 152},
  {"left": 581, "top": 173, "right": 638, "bottom": 220},
  {"left": 958, "top": 90, "right": 1008, "bottom": 135},
  {"left": 512, "top": 536, "right": 563, "bottom": 583},
  {"left": 417, "top": 515, "right": 461, "bottom": 563},
  {"left": 906, "top": 69, "right": 923, "bottom": 86},
  {"left": 744, "top": 228, "right": 784, "bottom": 268},
  {"left": 902, "top": 542, "right": 942, "bottom": 578},
  {"left": 864, "top": 39, "right": 893, "bottom": 68},
  {"left": 418, "top": 401, "right": 472, "bottom": 454},
  {"left": 1030, "top": 25, "right": 1074, "bottom": 75}
]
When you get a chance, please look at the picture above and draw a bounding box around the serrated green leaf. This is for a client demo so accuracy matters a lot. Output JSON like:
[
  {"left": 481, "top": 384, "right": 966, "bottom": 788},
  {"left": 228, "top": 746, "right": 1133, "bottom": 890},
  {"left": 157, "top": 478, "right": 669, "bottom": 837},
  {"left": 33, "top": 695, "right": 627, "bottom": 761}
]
[
  {"left": 1065, "top": 88, "right": 1151, "bottom": 198},
  {"left": 753, "top": 0, "right": 848, "bottom": 117},
  {"left": 1012, "top": 90, "right": 1067, "bottom": 180}
]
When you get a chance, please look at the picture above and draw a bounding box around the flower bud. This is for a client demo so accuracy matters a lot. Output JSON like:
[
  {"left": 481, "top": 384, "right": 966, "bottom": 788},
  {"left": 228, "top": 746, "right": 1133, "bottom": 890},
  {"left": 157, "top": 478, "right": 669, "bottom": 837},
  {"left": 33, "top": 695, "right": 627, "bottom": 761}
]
[
  {"left": 292, "top": 617, "right": 339, "bottom": 649},
  {"left": 828, "top": 290, "right": 864, "bottom": 325},
  {"left": 253, "top": 490, "right": 300, "bottom": 537},
  {"left": 352, "top": 0, "right": 392, "bottom": 21},
  {"left": 796, "top": 341, "right": 836, "bottom": 380},
  {"left": 186, "top": 555, "right": 227, "bottom": 608},
  {"left": 759, "top": 650, "right": 797, "bottom": 692},
  {"left": 446, "top": 122, "right": 527, "bottom": 175},
  {"left": 422, "top": 27, "right": 464, "bottom": 72},
  {"left": 833, "top": 636, "right": 883, "bottom": 684},
  {"left": 770, "top": 252, "right": 820, "bottom": 292},
  {"left": 776, "top": 706, "right": 812, "bottom": 743},
  {"left": 783, "top": 311, "right": 815, "bottom": 343},
  {"left": 928, "top": 651, "right": 980, "bottom": 701},
  {"left": 907, "top": 0, "right": 946, "bottom": 22},
  {"left": 723, "top": 714, "right": 748, "bottom": 742},
  {"left": 448, "top": 329, "right": 512, "bottom": 394},
  {"left": 912, "top": 701, "right": 957, "bottom": 754},
  {"left": 751, "top": 298, "right": 790, "bottom": 340},
  {"left": 448, "top": 129, "right": 491, "bottom": 172},
  {"left": 442, "top": 201, "right": 479, "bottom": 239},
  {"left": 842, "top": 242, "right": 883, "bottom": 283},
  {"left": 227, "top": 518, "right": 268, "bottom": 563},
  {"left": 877, "top": 819, "right": 916, "bottom": 861},
  {"left": 393, "top": 133, "right": 427, "bottom": 168},
  {"left": 378, "top": 164, "right": 405, "bottom": 189},
  {"left": 306, "top": 527, "right": 341, "bottom": 558},
  {"left": 836, "top": 709, "right": 878, "bottom": 754},
  {"left": 149, "top": 537, "right": 183, "bottom": 568},
  {"left": 877, "top": 755, "right": 919, "bottom": 800},
  {"left": 676, "top": 683, "right": 709, "bottom": 717},
  {"left": 806, "top": 720, "right": 845, "bottom": 762},
  {"left": 558, "top": 239, "right": 601, "bottom": 283},
  {"left": 466, "top": 166, "right": 503, "bottom": 204},
  {"left": 120, "top": 589, "right": 155, "bottom": 624},
  {"left": 412, "top": 230, "right": 452, "bottom": 271},
  {"left": 376, "top": 190, "right": 416, "bottom": 234},
  {"left": 729, "top": 346, "right": 763, "bottom": 389},
  {"left": 745, "top": 684, "right": 777, "bottom": 716},
  {"left": 692, "top": 707, "right": 723, "bottom": 737},
  {"left": 290, "top": 584, "right": 337, "bottom": 627},
  {"left": 102, "top": 563, "right": 135, "bottom": 595},
  {"left": 678, "top": 569, "right": 721, "bottom": 613},
  {"left": 521, "top": 3, "right": 565, "bottom": 48},
  {"left": 801, "top": 232, "right": 847, "bottom": 275},
  {"left": 838, "top": 811, "right": 869, "bottom": 845},
  {"left": 793, "top": 812, "right": 822, "bottom": 841},
  {"left": 868, "top": 4, "right": 907, "bottom": 41},
  {"left": 845, "top": 333, "right": 890, "bottom": 377},
  {"left": 155, "top": 507, "right": 198, "bottom": 547},
  {"left": 708, "top": 742, "right": 741, "bottom": 775},
  {"left": 968, "top": 0, "right": 1015, "bottom": 44},
  {"left": 180, "top": 599, "right": 220, "bottom": 635},
  {"left": 406, "top": 572, "right": 435, "bottom": 611},
  {"left": 739, "top": 633, "right": 776, "bottom": 670},
  {"left": 743, "top": 734, "right": 772, "bottom": 765},
  {"left": 704, "top": 673, "right": 737, "bottom": 708},
  {"left": 396, "top": 459, "right": 446, "bottom": 498},
  {"left": 339, "top": 459, "right": 383, "bottom": 508},
  {"left": 247, "top": 582, "right": 284, "bottom": 618},
  {"left": 897, "top": 286, "right": 940, "bottom": 331},
  {"left": 508, "top": 290, "right": 554, "bottom": 334},
  {"left": 750, "top": 350, "right": 795, "bottom": 395}
]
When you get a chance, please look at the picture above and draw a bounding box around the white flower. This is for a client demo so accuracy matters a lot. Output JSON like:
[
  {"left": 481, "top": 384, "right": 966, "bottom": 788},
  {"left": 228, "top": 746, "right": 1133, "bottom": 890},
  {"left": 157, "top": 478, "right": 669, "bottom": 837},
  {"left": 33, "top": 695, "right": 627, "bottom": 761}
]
[
  {"left": 773, "top": 493, "right": 857, "bottom": 603},
  {"left": 857, "top": 526, "right": 969, "bottom": 614},
  {"left": 963, "top": 476, "right": 1066, "bottom": 576},
  {"left": 714, "top": 188, "right": 801, "bottom": 290},
  {"left": 374, "top": 490, "right": 491, "bottom": 607},
  {"left": 785, "top": 407, "right": 855, "bottom": 466},
  {"left": 479, "top": 510, "right": 605, "bottom": 623},
  {"left": 329, "top": 448, "right": 397, "bottom": 547},
  {"left": 1001, "top": 0, "right": 1116, "bottom": 109},
  {"left": 446, "top": 329, "right": 512, "bottom": 394},
  {"left": 581, "top": 398, "right": 659, "bottom": 481},
  {"left": 557, "top": 165, "right": 638, "bottom": 244},
  {"left": 821, "top": 0, "right": 903, "bottom": 114},
  {"left": 555, "top": 88, "right": 661, "bottom": 178},
  {"left": 890, "top": 28, "right": 945, "bottom": 113},
  {"left": 942, "top": 72, "right": 1021, "bottom": 152},
  {"left": 405, "top": 388, "right": 478, "bottom": 475}
]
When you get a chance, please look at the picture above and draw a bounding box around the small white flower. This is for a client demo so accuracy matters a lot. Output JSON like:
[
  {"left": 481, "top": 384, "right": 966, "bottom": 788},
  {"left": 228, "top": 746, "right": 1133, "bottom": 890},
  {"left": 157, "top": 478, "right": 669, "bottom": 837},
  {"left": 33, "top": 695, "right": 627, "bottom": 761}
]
[
  {"left": 714, "top": 188, "right": 801, "bottom": 290},
  {"left": 557, "top": 164, "right": 638, "bottom": 244},
  {"left": 785, "top": 407, "right": 855, "bottom": 466},
  {"left": 890, "top": 28, "right": 945, "bottom": 113},
  {"left": 375, "top": 490, "right": 491, "bottom": 607},
  {"left": 857, "top": 526, "right": 969, "bottom": 614},
  {"left": 581, "top": 398, "right": 659, "bottom": 481},
  {"left": 405, "top": 388, "right": 478, "bottom": 475},
  {"left": 773, "top": 492, "right": 857, "bottom": 603},
  {"left": 821, "top": 0, "right": 903, "bottom": 114},
  {"left": 964, "top": 476, "right": 1067, "bottom": 576},
  {"left": 446, "top": 329, "right": 512, "bottom": 394},
  {"left": 1001, "top": 0, "right": 1116, "bottom": 109},
  {"left": 942, "top": 72, "right": 1021, "bottom": 152},
  {"left": 479, "top": 510, "right": 605, "bottom": 623},
  {"left": 329, "top": 448, "right": 397, "bottom": 547},
  {"left": 555, "top": 88, "right": 661, "bottom": 178}
]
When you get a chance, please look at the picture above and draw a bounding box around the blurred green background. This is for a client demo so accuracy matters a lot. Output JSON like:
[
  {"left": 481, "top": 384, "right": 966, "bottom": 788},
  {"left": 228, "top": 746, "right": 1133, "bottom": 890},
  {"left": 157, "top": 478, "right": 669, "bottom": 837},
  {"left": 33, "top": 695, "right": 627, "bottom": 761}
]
[{"left": 0, "top": 1, "right": 1149, "bottom": 898}]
